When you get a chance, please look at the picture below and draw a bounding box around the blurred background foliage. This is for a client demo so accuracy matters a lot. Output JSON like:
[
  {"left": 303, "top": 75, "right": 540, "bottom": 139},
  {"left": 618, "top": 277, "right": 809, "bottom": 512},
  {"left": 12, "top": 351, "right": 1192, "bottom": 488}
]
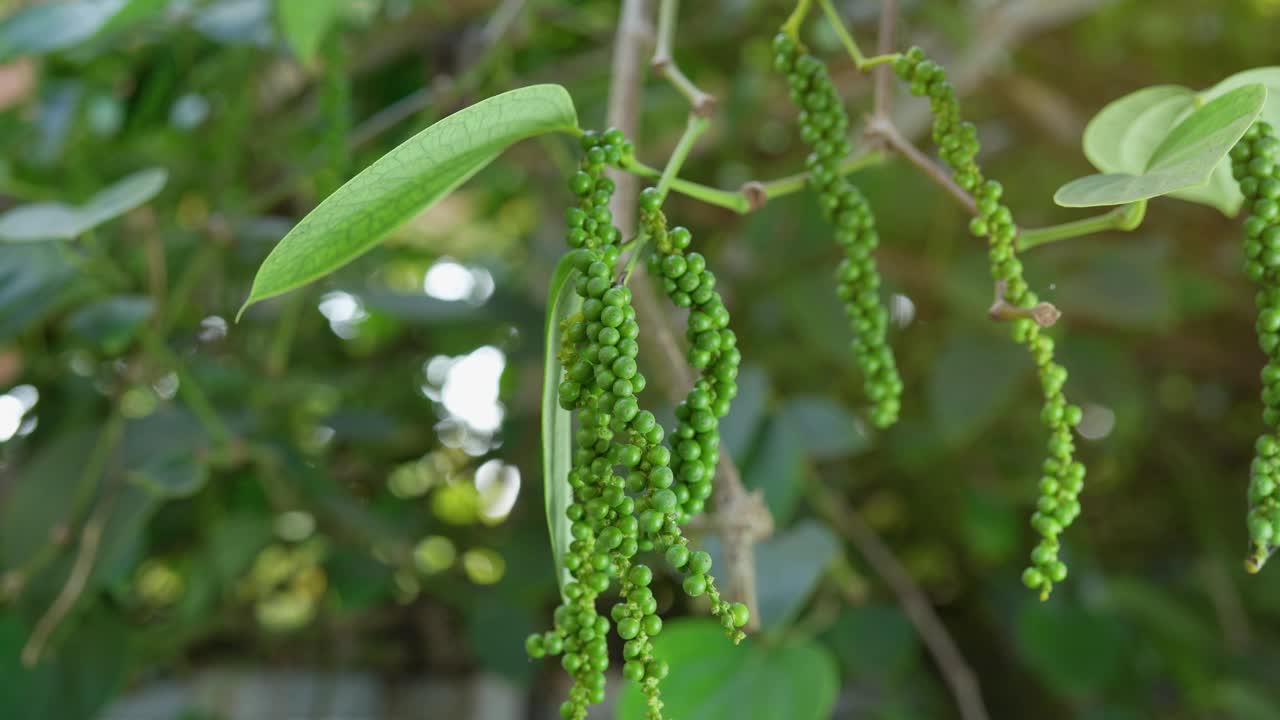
[{"left": 2, "top": 0, "right": 1280, "bottom": 718}]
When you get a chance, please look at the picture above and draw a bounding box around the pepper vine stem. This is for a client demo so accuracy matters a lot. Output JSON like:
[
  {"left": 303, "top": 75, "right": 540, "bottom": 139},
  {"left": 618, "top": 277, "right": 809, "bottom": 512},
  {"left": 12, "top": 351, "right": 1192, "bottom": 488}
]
[
  {"left": 810, "top": 480, "right": 992, "bottom": 720},
  {"left": 865, "top": 116, "right": 979, "bottom": 214},
  {"left": 1016, "top": 200, "right": 1147, "bottom": 250},
  {"left": 818, "top": 0, "right": 901, "bottom": 69},
  {"left": 652, "top": 0, "right": 715, "bottom": 117},
  {"left": 622, "top": 113, "right": 709, "bottom": 281},
  {"left": 21, "top": 409, "right": 126, "bottom": 667},
  {"left": 781, "top": 0, "right": 812, "bottom": 38},
  {"left": 621, "top": 149, "right": 888, "bottom": 214}
]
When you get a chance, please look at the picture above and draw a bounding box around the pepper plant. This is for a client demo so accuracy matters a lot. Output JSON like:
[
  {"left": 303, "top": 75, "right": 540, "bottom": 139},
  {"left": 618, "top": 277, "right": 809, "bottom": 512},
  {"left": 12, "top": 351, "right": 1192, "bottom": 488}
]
[
  {"left": 225, "top": 1, "right": 1280, "bottom": 715},
  {"left": 4, "top": 1, "right": 1280, "bottom": 719}
]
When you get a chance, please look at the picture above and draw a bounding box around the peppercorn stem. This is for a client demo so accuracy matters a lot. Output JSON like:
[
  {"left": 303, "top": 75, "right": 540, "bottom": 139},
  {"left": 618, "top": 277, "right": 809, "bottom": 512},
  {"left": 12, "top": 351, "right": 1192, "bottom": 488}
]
[
  {"left": 818, "top": 0, "right": 901, "bottom": 70},
  {"left": 761, "top": 149, "right": 887, "bottom": 198},
  {"left": 782, "top": 0, "right": 813, "bottom": 38},
  {"left": 622, "top": 114, "right": 710, "bottom": 281},
  {"left": 1016, "top": 200, "right": 1147, "bottom": 251},
  {"left": 621, "top": 149, "right": 887, "bottom": 214}
]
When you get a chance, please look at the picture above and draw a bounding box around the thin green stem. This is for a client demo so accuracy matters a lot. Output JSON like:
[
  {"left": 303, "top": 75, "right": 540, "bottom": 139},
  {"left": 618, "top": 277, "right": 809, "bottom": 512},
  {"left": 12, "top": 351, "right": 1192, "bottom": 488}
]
[
  {"left": 622, "top": 115, "right": 709, "bottom": 281},
  {"left": 266, "top": 292, "right": 306, "bottom": 376},
  {"left": 142, "top": 333, "right": 234, "bottom": 449},
  {"left": 1016, "top": 200, "right": 1146, "bottom": 251},
  {"left": 782, "top": 0, "right": 813, "bottom": 38},
  {"left": 3, "top": 410, "right": 125, "bottom": 604},
  {"left": 162, "top": 243, "right": 220, "bottom": 335},
  {"left": 69, "top": 411, "right": 126, "bottom": 543},
  {"left": 623, "top": 160, "right": 748, "bottom": 212},
  {"left": 818, "top": 0, "right": 900, "bottom": 69},
  {"left": 760, "top": 149, "right": 886, "bottom": 199},
  {"left": 621, "top": 148, "right": 887, "bottom": 215},
  {"left": 655, "top": 116, "right": 711, "bottom": 200}
]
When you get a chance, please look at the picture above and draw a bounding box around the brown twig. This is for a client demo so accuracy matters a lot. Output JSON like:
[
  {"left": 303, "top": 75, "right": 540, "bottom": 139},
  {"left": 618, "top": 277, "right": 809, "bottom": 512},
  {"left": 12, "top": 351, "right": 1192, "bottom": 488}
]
[
  {"left": 988, "top": 280, "right": 1061, "bottom": 328},
  {"left": 865, "top": 115, "right": 977, "bottom": 215},
  {"left": 812, "top": 483, "right": 990, "bottom": 720},
  {"left": 21, "top": 412, "right": 126, "bottom": 666},
  {"left": 606, "top": 0, "right": 771, "bottom": 629},
  {"left": 651, "top": 0, "right": 715, "bottom": 117},
  {"left": 605, "top": 0, "right": 651, "bottom": 238}
]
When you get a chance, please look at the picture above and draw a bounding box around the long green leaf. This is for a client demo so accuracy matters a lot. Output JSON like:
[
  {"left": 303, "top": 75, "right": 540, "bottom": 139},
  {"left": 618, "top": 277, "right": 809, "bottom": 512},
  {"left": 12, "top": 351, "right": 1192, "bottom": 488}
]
[
  {"left": 1055, "top": 84, "right": 1265, "bottom": 208},
  {"left": 542, "top": 252, "right": 581, "bottom": 598},
  {"left": 239, "top": 84, "right": 579, "bottom": 316}
]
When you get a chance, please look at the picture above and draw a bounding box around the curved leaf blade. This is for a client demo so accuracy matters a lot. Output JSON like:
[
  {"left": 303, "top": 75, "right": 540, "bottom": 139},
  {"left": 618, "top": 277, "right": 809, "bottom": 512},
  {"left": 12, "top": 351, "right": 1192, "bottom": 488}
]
[
  {"left": 1055, "top": 84, "right": 1265, "bottom": 208},
  {"left": 1082, "top": 85, "right": 1195, "bottom": 176},
  {"left": 543, "top": 253, "right": 581, "bottom": 598},
  {"left": 1202, "top": 67, "right": 1280, "bottom": 128},
  {"left": 240, "top": 84, "right": 578, "bottom": 316},
  {"left": 0, "top": 167, "right": 167, "bottom": 241}
]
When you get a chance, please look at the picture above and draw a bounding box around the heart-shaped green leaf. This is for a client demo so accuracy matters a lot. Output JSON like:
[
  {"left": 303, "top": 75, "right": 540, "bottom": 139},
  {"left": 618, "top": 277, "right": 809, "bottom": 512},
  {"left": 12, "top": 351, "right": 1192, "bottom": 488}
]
[
  {"left": 776, "top": 395, "right": 870, "bottom": 460},
  {"left": 704, "top": 519, "right": 840, "bottom": 629},
  {"left": 0, "top": 168, "right": 167, "bottom": 241},
  {"left": 1082, "top": 85, "right": 1196, "bottom": 176},
  {"left": 239, "top": 84, "right": 578, "bottom": 316},
  {"left": 64, "top": 295, "right": 155, "bottom": 355},
  {"left": 617, "top": 620, "right": 839, "bottom": 720},
  {"left": 276, "top": 0, "right": 340, "bottom": 63},
  {"left": 1056, "top": 84, "right": 1265, "bottom": 208},
  {"left": 542, "top": 252, "right": 581, "bottom": 598},
  {"left": 929, "top": 333, "right": 1030, "bottom": 448},
  {"left": 128, "top": 452, "right": 209, "bottom": 499},
  {"left": 1202, "top": 67, "right": 1280, "bottom": 128}
]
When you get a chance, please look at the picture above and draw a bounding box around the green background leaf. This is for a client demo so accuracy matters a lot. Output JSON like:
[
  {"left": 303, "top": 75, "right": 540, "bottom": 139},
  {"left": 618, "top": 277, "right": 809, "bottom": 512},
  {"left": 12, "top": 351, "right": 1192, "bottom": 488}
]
[
  {"left": 64, "top": 295, "right": 155, "bottom": 355},
  {"left": 0, "top": 168, "right": 166, "bottom": 242},
  {"left": 776, "top": 395, "right": 870, "bottom": 460},
  {"left": 275, "top": 0, "right": 340, "bottom": 63},
  {"left": 0, "top": 0, "right": 138, "bottom": 60},
  {"left": 1055, "top": 84, "right": 1265, "bottom": 208},
  {"left": 707, "top": 520, "right": 839, "bottom": 629},
  {"left": 239, "top": 84, "right": 579, "bottom": 315},
  {"left": 929, "top": 333, "right": 1029, "bottom": 448},
  {"left": 617, "top": 620, "right": 839, "bottom": 720}
]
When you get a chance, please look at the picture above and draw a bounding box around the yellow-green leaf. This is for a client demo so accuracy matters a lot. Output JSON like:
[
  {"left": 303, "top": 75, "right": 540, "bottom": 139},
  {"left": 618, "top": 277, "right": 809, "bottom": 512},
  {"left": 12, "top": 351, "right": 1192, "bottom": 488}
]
[{"left": 1055, "top": 84, "right": 1265, "bottom": 208}]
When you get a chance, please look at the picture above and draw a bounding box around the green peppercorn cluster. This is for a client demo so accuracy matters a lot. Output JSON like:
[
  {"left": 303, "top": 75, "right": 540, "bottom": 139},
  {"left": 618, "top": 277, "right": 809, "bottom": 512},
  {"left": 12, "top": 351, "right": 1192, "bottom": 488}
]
[
  {"left": 1229, "top": 120, "right": 1280, "bottom": 574},
  {"left": 641, "top": 188, "right": 743, "bottom": 525},
  {"left": 525, "top": 130, "right": 748, "bottom": 720},
  {"left": 894, "top": 47, "right": 1085, "bottom": 599},
  {"left": 770, "top": 32, "right": 903, "bottom": 429}
]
